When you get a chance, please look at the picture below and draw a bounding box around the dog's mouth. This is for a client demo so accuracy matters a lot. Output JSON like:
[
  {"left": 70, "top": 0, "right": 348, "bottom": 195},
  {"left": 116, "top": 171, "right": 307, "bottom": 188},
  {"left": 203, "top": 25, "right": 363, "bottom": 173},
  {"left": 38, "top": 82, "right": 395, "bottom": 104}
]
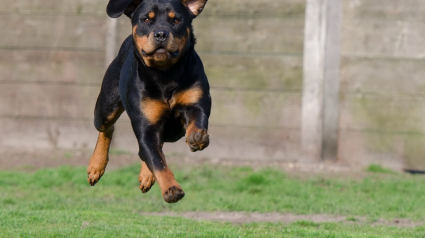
[{"left": 141, "top": 47, "right": 179, "bottom": 58}]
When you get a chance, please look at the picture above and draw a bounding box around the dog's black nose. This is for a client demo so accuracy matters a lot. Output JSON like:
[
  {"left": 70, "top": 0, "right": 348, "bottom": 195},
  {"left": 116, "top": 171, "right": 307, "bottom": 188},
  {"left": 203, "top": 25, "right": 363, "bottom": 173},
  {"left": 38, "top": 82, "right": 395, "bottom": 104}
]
[{"left": 154, "top": 30, "right": 169, "bottom": 42}]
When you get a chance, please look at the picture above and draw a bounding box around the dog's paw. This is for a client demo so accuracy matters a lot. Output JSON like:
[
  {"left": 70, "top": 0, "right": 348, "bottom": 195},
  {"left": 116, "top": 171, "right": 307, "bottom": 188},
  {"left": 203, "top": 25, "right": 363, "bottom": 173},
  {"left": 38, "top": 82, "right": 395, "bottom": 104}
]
[
  {"left": 87, "top": 166, "right": 105, "bottom": 186},
  {"left": 187, "top": 129, "right": 209, "bottom": 152},
  {"left": 139, "top": 169, "right": 156, "bottom": 194},
  {"left": 163, "top": 186, "right": 185, "bottom": 203}
]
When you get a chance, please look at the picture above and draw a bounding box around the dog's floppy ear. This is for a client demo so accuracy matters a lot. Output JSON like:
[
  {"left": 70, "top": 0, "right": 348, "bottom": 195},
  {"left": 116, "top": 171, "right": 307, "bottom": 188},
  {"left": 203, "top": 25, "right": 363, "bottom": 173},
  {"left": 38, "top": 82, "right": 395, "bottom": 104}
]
[
  {"left": 181, "top": 0, "right": 208, "bottom": 17},
  {"left": 107, "top": 0, "right": 143, "bottom": 18}
]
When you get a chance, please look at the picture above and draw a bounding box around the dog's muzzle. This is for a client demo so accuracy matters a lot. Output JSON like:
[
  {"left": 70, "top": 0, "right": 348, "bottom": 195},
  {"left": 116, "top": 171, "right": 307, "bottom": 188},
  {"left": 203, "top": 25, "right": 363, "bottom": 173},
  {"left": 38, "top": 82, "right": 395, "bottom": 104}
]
[{"left": 154, "top": 30, "right": 169, "bottom": 42}]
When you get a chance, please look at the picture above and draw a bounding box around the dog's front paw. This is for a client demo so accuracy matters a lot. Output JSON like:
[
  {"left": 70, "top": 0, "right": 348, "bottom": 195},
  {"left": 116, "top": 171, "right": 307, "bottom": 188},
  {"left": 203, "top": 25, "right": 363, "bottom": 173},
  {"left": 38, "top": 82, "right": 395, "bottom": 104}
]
[
  {"left": 163, "top": 186, "right": 185, "bottom": 203},
  {"left": 187, "top": 129, "right": 209, "bottom": 152},
  {"left": 139, "top": 163, "right": 156, "bottom": 193}
]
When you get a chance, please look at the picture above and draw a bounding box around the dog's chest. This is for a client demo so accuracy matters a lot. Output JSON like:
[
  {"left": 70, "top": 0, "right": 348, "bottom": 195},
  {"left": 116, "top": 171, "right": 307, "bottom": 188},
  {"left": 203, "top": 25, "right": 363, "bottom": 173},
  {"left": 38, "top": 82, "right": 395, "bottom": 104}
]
[{"left": 140, "top": 86, "right": 202, "bottom": 125}]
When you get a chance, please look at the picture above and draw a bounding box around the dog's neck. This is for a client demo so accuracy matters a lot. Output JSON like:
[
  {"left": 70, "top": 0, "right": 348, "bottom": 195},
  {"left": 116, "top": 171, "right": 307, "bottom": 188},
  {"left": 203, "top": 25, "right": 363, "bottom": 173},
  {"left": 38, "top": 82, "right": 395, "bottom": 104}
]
[{"left": 135, "top": 42, "right": 195, "bottom": 99}]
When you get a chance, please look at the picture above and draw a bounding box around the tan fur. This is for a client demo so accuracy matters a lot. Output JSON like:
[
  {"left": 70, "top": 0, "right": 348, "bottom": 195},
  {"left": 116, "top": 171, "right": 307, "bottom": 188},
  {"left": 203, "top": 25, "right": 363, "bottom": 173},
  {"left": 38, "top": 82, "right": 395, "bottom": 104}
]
[
  {"left": 154, "top": 167, "right": 181, "bottom": 195},
  {"left": 170, "top": 87, "right": 203, "bottom": 108},
  {"left": 133, "top": 25, "right": 191, "bottom": 69},
  {"left": 87, "top": 129, "right": 114, "bottom": 184},
  {"left": 140, "top": 98, "right": 168, "bottom": 125},
  {"left": 148, "top": 11, "right": 155, "bottom": 19},
  {"left": 133, "top": 27, "right": 157, "bottom": 65},
  {"left": 139, "top": 161, "right": 155, "bottom": 192},
  {"left": 186, "top": 120, "right": 197, "bottom": 135},
  {"left": 168, "top": 11, "right": 176, "bottom": 19}
]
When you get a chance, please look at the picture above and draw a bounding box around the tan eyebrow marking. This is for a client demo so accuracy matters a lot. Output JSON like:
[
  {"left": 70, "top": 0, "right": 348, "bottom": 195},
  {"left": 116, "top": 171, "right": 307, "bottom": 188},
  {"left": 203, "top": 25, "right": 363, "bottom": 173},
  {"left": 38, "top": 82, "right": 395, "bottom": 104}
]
[
  {"left": 168, "top": 11, "right": 176, "bottom": 19},
  {"left": 148, "top": 11, "right": 155, "bottom": 19}
]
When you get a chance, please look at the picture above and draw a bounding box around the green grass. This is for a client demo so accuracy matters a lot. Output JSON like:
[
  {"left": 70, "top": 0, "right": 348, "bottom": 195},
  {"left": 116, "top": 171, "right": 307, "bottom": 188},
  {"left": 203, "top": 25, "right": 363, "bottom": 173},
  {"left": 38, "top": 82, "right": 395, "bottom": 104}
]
[
  {"left": 1, "top": 164, "right": 425, "bottom": 237},
  {"left": 366, "top": 164, "right": 396, "bottom": 174}
]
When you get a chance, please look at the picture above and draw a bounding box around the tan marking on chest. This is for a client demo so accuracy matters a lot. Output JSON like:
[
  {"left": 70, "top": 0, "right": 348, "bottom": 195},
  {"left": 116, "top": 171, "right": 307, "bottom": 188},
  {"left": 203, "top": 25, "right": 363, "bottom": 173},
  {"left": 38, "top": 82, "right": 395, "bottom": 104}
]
[
  {"left": 140, "top": 98, "right": 169, "bottom": 125},
  {"left": 170, "top": 87, "right": 203, "bottom": 108}
]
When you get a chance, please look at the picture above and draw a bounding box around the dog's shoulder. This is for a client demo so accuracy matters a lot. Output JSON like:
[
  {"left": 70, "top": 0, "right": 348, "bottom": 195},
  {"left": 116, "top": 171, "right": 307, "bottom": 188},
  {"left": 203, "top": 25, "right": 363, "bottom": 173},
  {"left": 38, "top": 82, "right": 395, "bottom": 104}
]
[{"left": 117, "top": 35, "right": 134, "bottom": 66}]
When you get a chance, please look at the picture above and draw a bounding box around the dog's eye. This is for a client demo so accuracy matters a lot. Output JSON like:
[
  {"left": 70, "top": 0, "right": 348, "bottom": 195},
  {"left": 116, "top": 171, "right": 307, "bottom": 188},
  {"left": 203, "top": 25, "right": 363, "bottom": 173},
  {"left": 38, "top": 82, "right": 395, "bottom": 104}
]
[
  {"left": 173, "top": 19, "right": 180, "bottom": 24},
  {"left": 143, "top": 18, "right": 151, "bottom": 23}
]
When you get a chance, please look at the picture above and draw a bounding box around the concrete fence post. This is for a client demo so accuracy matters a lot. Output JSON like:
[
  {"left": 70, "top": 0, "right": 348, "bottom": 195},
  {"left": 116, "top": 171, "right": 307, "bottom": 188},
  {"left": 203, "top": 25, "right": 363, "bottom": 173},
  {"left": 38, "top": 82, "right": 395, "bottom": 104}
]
[
  {"left": 105, "top": 18, "right": 118, "bottom": 69},
  {"left": 301, "top": 0, "right": 342, "bottom": 161}
]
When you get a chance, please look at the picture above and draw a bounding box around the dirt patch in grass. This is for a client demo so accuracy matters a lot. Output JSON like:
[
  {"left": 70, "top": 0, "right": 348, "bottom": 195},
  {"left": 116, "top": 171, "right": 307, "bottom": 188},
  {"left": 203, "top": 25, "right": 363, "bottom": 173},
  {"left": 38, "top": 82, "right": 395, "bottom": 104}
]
[{"left": 141, "top": 211, "right": 423, "bottom": 228}]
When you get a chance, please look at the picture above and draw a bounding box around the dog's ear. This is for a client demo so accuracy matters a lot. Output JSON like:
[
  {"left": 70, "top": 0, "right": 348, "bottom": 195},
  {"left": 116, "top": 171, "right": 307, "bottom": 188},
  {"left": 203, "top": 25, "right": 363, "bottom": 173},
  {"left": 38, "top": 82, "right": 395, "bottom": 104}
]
[
  {"left": 107, "top": 0, "right": 143, "bottom": 18},
  {"left": 181, "top": 0, "right": 208, "bottom": 17}
]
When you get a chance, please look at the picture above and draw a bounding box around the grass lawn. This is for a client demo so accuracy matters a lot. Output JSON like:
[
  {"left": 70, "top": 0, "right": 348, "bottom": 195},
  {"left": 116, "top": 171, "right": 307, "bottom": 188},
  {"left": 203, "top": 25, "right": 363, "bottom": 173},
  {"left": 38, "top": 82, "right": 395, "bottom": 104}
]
[{"left": 1, "top": 163, "right": 425, "bottom": 237}]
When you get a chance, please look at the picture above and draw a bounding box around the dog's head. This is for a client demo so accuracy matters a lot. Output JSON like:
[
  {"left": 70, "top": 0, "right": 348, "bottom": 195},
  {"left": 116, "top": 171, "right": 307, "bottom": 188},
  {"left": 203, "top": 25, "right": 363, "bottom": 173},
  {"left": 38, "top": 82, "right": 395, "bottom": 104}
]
[{"left": 107, "top": 0, "right": 207, "bottom": 70}]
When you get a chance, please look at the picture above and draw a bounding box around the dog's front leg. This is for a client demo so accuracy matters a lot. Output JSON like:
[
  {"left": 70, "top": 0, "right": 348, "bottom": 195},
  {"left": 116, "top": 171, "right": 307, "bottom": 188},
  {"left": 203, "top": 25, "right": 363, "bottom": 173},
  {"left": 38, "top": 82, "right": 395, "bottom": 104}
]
[
  {"left": 182, "top": 95, "right": 211, "bottom": 152},
  {"left": 135, "top": 126, "right": 184, "bottom": 203}
]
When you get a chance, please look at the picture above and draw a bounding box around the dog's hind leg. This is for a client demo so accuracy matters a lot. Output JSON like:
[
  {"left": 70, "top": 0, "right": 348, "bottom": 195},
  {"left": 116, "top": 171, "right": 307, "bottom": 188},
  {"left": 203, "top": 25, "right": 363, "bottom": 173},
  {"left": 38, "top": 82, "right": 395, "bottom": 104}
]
[
  {"left": 88, "top": 127, "right": 115, "bottom": 185},
  {"left": 139, "top": 160, "right": 155, "bottom": 193},
  {"left": 87, "top": 57, "right": 124, "bottom": 186}
]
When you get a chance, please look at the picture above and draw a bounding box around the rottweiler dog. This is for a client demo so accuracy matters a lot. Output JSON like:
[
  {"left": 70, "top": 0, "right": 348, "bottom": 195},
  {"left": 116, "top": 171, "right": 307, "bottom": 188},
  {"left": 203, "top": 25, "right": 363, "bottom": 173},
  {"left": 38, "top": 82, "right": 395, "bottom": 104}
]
[{"left": 87, "top": 0, "right": 210, "bottom": 203}]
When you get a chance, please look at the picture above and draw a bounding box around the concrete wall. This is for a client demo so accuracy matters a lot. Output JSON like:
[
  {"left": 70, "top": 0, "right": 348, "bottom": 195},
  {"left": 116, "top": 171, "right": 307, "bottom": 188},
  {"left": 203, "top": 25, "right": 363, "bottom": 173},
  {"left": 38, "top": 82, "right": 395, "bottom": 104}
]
[
  {"left": 1, "top": 0, "right": 424, "bottom": 169},
  {"left": 339, "top": 0, "right": 425, "bottom": 169}
]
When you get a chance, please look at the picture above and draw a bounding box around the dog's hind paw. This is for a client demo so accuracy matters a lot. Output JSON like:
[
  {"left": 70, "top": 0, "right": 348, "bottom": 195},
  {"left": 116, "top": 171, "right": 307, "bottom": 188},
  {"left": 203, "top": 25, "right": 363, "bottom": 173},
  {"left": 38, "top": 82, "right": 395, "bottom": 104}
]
[
  {"left": 87, "top": 167, "right": 105, "bottom": 186},
  {"left": 163, "top": 186, "right": 185, "bottom": 203},
  {"left": 187, "top": 129, "right": 209, "bottom": 152},
  {"left": 139, "top": 163, "right": 156, "bottom": 193}
]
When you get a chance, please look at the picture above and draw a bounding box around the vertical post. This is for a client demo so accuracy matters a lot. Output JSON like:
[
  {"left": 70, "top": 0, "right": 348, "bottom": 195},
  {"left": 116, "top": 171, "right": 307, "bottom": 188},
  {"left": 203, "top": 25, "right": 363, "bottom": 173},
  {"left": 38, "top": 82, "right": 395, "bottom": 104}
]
[
  {"left": 321, "top": 0, "right": 342, "bottom": 161},
  {"left": 301, "top": 0, "right": 342, "bottom": 161},
  {"left": 105, "top": 18, "right": 118, "bottom": 69}
]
